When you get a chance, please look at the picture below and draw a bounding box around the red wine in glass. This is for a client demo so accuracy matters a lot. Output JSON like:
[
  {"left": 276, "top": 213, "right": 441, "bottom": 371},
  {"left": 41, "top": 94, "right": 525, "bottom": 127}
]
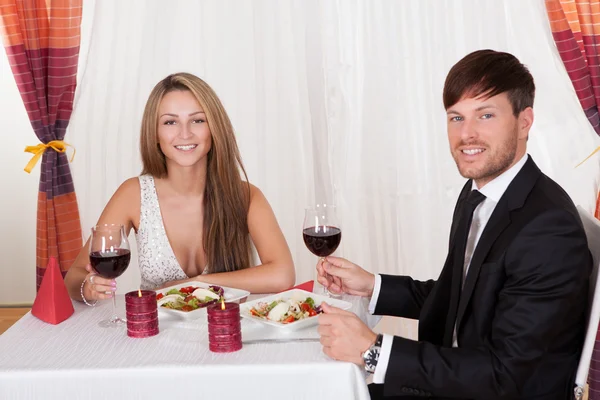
[
  {"left": 90, "top": 249, "right": 131, "bottom": 279},
  {"left": 303, "top": 226, "right": 342, "bottom": 257},
  {"left": 89, "top": 224, "right": 131, "bottom": 327},
  {"left": 303, "top": 204, "right": 342, "bottom": 297}
]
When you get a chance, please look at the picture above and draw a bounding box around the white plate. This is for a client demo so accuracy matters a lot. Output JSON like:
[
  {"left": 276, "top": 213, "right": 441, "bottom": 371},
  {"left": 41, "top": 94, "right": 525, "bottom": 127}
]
[
  {"left": 157, "top": 281, "right": 250, "bottom": 321},
  {"left": 239, "top": 289, "right": 352, "bottom": 332}
]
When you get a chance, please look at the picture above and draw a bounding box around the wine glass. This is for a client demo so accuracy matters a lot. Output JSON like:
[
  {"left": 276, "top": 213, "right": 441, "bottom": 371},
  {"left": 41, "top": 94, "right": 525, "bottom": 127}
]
[
  {"left": 89, "top": 224, "right": 131, "bottom": 327},
  {"left": 303, "top": 204, "right": 342, "bottom": 297}
]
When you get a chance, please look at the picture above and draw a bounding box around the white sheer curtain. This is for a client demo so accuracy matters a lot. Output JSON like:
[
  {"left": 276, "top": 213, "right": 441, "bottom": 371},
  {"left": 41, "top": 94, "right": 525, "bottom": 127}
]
[
  {"left": 69, "top": 0, "right": 600, "bottom": 293},
  {"left": 2, "top": 0, "right": 597, "bottom": 304},
  {"left": 318, "top": 0, "right": 600, "bottom": 282}
]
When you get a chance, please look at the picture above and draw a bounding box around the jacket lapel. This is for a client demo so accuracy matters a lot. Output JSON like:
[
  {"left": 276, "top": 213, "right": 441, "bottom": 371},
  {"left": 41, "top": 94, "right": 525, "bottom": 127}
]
[{"left": 454, "top": 156, "right": 542, "bottom": 331}]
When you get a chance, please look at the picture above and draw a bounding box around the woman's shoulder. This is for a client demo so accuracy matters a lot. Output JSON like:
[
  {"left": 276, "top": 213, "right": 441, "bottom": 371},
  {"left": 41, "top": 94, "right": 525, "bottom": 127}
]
[
  {"left": 108, "top": 177, "right": 142, "bottom": 205},
  {"left": 98, "top": 177, "right": 142, "bottom": 229},
  {"left": 119, "top": 176, "right": 143, "bottom": 193},
  {"left": 246, "top": 183, "right": 276, "bottom": 215},
  {"left": 247, "top": 182, "right": 265, "bottom": 202}
]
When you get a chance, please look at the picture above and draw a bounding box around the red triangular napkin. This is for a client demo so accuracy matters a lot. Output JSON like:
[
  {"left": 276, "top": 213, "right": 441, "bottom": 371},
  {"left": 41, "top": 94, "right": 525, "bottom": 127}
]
[
  {"left": 31, "top": 257, "right": 74, "bottom": 324},
  {"left": 290, "top": 280, "right": 314, "bottom": 292}
]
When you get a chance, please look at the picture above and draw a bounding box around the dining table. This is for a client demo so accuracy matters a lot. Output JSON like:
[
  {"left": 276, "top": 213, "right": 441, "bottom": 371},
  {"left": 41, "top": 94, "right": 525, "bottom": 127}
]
[{"left": 0, "top": 289, "right": 379, "bottom": 400}]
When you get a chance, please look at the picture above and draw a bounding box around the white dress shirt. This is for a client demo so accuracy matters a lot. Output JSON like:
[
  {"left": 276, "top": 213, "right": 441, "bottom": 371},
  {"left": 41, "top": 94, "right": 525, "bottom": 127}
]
[{"left": 368, "top": 154, "right": 528, "bottom": 384}]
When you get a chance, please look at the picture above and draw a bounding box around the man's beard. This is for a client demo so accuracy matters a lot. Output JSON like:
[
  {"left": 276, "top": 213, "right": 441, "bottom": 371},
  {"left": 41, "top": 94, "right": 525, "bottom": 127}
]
[{"left": 453, "top": 127, "right": 518, "bottom": 182}]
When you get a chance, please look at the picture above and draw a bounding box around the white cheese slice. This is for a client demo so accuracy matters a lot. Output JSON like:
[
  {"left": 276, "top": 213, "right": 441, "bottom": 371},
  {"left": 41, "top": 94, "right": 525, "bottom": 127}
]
[
  {"left": 267, "top": 301, "right": 290, "bottom": 322},
  {"left": 157, "top": 294, "right": 183, "bottom": 307},
  {"left": 192, "top": 288, "right": 220, "bottom": 301}
]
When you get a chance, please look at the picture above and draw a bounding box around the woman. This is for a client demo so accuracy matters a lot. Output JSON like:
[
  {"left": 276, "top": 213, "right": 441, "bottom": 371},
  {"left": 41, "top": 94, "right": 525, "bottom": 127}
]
[{"left": 65, "top": 73, "right": 295, "bottom": 304}]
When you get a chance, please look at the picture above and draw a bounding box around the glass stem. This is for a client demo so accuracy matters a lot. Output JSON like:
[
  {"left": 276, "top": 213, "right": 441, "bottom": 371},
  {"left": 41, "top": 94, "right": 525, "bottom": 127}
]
[
  {"left": 321, "top": 257, "right": 331, "bottom": 297},
  {"left": 111, "top": 292, "right": 118, "bottom": 320}
]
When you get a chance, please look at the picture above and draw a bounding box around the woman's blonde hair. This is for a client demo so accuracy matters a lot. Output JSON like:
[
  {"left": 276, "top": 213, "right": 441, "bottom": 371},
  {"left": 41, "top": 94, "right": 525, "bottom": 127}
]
[{"left": 140, "top": 72, "right": 251, "bottom": 274}]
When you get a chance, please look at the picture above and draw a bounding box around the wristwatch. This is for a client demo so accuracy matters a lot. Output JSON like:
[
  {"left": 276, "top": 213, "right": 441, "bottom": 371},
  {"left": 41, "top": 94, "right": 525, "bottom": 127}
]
[{"left": 362, "top": 334, "right": 383, "bottom": 373}]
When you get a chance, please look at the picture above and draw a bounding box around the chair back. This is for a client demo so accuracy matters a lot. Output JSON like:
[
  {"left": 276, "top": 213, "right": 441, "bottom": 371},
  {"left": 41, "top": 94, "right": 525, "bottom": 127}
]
[{"left": 574, "top": 206, "right": 600, "bottom": 400}]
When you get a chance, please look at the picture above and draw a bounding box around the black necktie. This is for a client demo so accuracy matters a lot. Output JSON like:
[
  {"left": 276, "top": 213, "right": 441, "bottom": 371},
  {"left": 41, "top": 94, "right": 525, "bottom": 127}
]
[{"left": 443, "top": 189, "right": 486, "bottom": 346}]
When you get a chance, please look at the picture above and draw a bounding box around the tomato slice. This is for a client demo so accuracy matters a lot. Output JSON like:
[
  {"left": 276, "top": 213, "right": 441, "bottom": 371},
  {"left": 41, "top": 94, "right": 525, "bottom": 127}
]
[
  {"left": 308, "top": 309, "right": 317, "bottom": 317},
  {"left": 181, "top": 305, "right": 193, "bottom": 312},
  {"left": 282, "top": 315, "right": 295, "bottom": 324},
  {"left": 300, "top": 303, "right": 311, "bottom": 312},
  {"left": 179, "top": 286, "right": 195, "bottom": 294},
  {"left": 156, "top": 293, "right": 164, "bottom": 300}
]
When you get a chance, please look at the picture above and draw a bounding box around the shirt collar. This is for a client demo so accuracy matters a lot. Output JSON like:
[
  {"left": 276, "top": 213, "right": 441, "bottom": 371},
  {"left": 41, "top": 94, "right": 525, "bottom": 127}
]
[{"left": 471, "top": 154, "right": 528, "bottom": 202}]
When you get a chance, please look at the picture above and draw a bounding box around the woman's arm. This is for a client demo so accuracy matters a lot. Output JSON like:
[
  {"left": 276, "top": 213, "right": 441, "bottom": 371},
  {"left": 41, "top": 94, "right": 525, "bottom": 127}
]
[
  {"left": 191, "top": 184, "right": 295, "bottom": 293},
  {"left": 64, "top": 177, "right": 140, "bottom": 302}
]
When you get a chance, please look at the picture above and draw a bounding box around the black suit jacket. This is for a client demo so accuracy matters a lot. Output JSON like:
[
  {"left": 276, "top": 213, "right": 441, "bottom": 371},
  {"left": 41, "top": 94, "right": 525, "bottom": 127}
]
[{"left": 375, "top": 157, "right": 592, "bottom": 399}]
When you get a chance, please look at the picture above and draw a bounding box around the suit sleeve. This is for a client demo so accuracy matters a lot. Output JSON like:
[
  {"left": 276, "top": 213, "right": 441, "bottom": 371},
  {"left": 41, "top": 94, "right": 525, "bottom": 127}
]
[
  {"left": 381, "top": 209, "right": 591, "bottom": 399},
  {"left": 374, "top": 274, "right": 437, "bottom": 318}
]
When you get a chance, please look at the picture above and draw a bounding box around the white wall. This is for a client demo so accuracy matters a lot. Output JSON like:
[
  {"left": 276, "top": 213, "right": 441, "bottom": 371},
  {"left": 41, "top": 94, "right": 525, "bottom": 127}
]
[
  {"left": 0, "top": 53, "right": 40, "bottom": 304},
  {"left": 1, "top": 0, "right": 599, "bottom": 305}
]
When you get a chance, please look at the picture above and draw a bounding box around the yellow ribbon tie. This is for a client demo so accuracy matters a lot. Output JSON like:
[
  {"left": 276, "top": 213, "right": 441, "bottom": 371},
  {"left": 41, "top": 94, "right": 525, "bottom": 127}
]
[
  {"left": 575, "top": 146, "right": 600, "bottom": 168},
  {"left": 24, "top": 140, "right": 76, "bottom": 174}
]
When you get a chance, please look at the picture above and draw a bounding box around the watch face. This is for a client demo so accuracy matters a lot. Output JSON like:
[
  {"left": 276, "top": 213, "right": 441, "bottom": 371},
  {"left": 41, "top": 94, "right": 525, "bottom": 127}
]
[{"left": 364, "top": 346, "right": 380, "bottom": 372}]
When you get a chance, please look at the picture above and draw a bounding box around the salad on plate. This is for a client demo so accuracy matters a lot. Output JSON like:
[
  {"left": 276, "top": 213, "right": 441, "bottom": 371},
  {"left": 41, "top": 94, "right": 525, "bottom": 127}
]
[
  {"left": 248, "top": 297, "right": 323, "bottom": 324},
  {"left": 156, "top": 285, "right": 224, "bottom": 312}
]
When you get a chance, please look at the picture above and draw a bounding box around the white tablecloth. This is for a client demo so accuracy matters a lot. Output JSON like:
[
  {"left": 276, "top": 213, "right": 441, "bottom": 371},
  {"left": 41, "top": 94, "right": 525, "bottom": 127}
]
[{"left": 0, "top": 293, "right": 376, "bottom": 400}]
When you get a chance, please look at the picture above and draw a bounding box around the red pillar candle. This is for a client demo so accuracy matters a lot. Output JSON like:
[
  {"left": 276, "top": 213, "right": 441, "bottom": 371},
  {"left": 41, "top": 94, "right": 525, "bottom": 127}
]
[
  {"left": 207, "top": 300, "right": 242, "bottom": 352},
  {"left": 125, "top": 290, "right": 159, "bottom": 338}
]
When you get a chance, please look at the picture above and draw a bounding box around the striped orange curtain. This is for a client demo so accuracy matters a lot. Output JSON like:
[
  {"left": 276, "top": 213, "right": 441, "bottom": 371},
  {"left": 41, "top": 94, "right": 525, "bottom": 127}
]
[
  {"left": 546, "top": 0, "right": 600, "bottom": 133},
  {"left": 0, "top": 0, "right": 83, "bottom": 290}
]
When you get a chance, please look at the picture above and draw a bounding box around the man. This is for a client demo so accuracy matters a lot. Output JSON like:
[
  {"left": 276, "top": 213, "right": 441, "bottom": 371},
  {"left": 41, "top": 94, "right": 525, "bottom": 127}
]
[{"left": 317, "top": 50, "right": 592, "bottom": 399}]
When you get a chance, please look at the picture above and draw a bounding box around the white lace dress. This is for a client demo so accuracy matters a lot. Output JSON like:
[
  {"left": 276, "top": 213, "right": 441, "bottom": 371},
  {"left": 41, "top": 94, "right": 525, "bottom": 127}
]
[
  {"left": 135, "top": 175, "right": 259, "bottom": 290},
  {"left": 136, "top": 175, "right": 201, "bottom": 290}
]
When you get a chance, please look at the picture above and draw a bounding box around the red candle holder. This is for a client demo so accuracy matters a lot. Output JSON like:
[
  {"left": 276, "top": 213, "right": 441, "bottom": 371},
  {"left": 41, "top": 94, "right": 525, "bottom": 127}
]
[
  {"left": 125, "top": 310, "right": 158, "bottom": 322},
  {"left": 208, "top": 321, "right": 241, "bottom": 335},
  {"left": 125, "top": 290, "right": 159, "bottom": 338},
  {"left": 207, "top": 301, "right": 242, "bottom": 353},
  {"left": 207, "top": 314, "right": 239, "bottom": 325},
  {"left": 125, "top": 303, "right": 156, "bottom": 314}
]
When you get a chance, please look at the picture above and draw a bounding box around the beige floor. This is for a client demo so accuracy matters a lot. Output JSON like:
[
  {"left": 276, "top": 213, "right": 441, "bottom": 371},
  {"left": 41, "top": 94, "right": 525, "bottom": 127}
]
[{"left": 0, "top": 308, "right": 30, "bottom": 335}]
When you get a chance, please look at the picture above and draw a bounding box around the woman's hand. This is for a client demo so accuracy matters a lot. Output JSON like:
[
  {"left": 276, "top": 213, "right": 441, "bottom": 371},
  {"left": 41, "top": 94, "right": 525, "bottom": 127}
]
[{"left": 82, "top": 264, "right": 116, "bottom": 301}]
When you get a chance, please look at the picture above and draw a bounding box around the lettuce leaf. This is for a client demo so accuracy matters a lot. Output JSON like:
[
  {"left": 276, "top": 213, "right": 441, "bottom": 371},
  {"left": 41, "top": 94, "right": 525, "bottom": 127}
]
[{"left": 166, "top": 289, "right": 183, "bottom": 296}]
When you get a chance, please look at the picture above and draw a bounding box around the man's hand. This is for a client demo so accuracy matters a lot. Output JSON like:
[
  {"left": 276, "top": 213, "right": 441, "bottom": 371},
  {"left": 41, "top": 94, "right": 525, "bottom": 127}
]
[
  {"left": 316, "top": 256, "right": 376, "bottom": 297},
  {"left": 318, "top": 303, "right": 378, "bottom": 365}
]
